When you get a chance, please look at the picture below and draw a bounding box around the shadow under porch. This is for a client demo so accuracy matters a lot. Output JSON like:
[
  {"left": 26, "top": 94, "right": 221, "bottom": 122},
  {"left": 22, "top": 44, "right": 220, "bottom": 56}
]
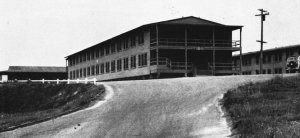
[{"left": 150, "top": 49, "right": 239, "bottom": 77}]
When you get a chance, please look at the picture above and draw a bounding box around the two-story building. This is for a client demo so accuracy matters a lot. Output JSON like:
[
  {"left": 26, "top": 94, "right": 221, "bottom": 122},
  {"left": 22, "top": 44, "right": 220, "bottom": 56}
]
[
  {"left": 66, "top": 16, "right": 243, "bottom": 81},
  {"left": 233, "top": 44, "right": 300, "bottom": 75}
]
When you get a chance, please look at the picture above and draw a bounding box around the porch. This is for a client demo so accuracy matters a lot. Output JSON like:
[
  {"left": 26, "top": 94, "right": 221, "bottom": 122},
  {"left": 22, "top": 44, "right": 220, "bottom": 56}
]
[{"left": 149, "top": 24, "right": 243, "bottom": 76}]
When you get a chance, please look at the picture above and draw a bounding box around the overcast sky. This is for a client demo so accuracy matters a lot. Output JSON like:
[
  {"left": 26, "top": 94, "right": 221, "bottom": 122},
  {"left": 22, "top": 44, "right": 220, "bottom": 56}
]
[{"left": 1, "top": 0, "right": 300, "bottom": 70}]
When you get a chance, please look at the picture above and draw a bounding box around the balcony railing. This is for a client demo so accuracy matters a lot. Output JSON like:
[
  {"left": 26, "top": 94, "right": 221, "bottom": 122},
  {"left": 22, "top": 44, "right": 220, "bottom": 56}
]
[
  {"left": 150, "top": 57, "right": 192, "bottom": 70},
  {"left": 208, "top": 62, "right": 240, "bottom": 74},
  {"left": 150, "top": 38, "right": 240, "bottom": 48}
]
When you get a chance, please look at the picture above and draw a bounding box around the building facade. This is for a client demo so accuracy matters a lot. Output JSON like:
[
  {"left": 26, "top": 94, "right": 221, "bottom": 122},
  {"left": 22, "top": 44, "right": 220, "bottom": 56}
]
[
  {"left": 66, "top": 16, "right": 242, "bottom": 81},
  {"left": 233, "top": 44, "right": 300, "bottom": 75}
]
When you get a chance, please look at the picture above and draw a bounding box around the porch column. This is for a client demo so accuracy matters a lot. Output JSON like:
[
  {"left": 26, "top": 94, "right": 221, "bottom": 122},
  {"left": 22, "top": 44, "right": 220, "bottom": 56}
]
[
  {"left": 185, "top": 27, "right": 188, "bottom": 77},
  {"left": 156, "top": 24, "right": 159, "bottom": 78},
  {"left": 156, "top": 25, "right": 159, "bottom": 65},
  {"left": 65, "top": 59, "right": 68, "bottom": 79},
  {"left": 239, "top": 28, "right": 243, "bottom": 75},
  {"left": 212, "top": 28, "right": 215, "bottom": 75}
]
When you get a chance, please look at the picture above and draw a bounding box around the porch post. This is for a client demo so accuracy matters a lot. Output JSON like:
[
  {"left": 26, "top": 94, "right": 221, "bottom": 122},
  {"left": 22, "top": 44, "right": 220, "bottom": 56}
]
[
  {"left": 156, "top": 24, "right": 159, "bottom": 78},
  {"left": 185, "top": 27, "right": 188, "bottom": 77},
  {"left": 239, "top": 28, "right": 243, "bottom": 75},
  {"left": 212, "top": 28, "right": 215, "bottom": 75},
  {"left": 65, "top": 59, "right": 68, "bottom": 79},
  {"left": 156, "top": 24, "right": 159, "bottom": 65}
]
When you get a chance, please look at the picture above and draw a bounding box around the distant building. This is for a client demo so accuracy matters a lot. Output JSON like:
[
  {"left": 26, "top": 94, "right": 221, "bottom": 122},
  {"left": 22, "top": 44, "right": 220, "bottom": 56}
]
[
  {"left": 233, "top": 44, "right": 300, "bottom": 75},
  {"left": 0, "top": 66, "right": 67, "bottom": 80},
  {"left": 66, "top": 16, "right": 242, "bottom": 81}
]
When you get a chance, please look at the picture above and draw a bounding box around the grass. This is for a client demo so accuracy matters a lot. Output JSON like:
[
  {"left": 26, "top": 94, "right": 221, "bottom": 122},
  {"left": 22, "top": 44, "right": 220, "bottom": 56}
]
[
  {"left": 0, "top": 83, "right": 105, "bottom": 132},
  {"left": 221, "top": 75, "right": 300, "bottom": 138}
]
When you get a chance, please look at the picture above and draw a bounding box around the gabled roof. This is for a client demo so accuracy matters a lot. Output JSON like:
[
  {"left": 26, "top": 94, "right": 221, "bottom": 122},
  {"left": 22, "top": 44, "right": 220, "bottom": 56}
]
[
  {"left": 66, "top": 16, "right": 243, "bottom": 58},
  {"left": 0, "top": 66, "right": 66, "bottom": 73},
  {"left": 148, "top": 16, "right": 225, "bottom": 26}
]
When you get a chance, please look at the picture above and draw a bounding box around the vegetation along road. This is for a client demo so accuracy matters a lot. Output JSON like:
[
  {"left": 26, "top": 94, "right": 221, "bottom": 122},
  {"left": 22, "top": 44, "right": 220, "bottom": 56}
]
[{"left": 0, "top": 75, "right": 290, "bottom": 138}]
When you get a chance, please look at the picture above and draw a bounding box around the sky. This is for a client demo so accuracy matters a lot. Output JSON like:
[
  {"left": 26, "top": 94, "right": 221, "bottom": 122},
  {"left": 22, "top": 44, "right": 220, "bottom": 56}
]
[{"left": 1, "top": 0, "right": 300, "bottom": 70}]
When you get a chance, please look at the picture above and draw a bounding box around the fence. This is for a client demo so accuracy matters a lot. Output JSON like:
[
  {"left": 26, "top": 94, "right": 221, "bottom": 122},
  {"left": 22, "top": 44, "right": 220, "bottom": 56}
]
[{"left": 0, "top": 78, "right": 97, "bottom": 84}]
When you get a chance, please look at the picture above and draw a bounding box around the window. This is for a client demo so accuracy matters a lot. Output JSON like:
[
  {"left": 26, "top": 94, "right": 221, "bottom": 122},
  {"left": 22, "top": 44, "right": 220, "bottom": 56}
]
[
  {"left": 256, "top": 70, "right": 260, "bottom": 74},
  {"left": 83, "top": 68, "right": 86, "bottom": 77},
  {"left": 105, "top": 62, "right": 110, "bottom": 73},
  {"left": 117, "top": 59, "right": 122, "bottom": 72},
  {"left": 111, "top": 44, "right": 116, "bottom": 54},
  {"left": 278, "top": 68, "right": 282, "bottom": 74},
  {"left": 91, "top": 51, "right": 95, "bottom": 60},
  {"left": 117, "top": 41, "right": 122, "bottom": 52},
  {"left": 256, "top": 55, "right": 259, "bottom": 64},
  {"left": 68, "top": 59, "right": 72, "bottom": 66},
  {"left": 274, "top": 53, "right": 282, "bottom": 62},
  {"left": 105, "top": 46, "right": 110, "bottom": 55},
  {"left": 123, "top": 38, "right": 129, "bottom": 50},
  {"left": 267, "top": 55, "right": 271, "bottom": 63},
  {"left": 138, "top": 53, "right": 147, "bottom": 67},
  {"left": 75, "top": 70, "right": 78, "bottom": 78},
  {"left": 111, "top": 60, "right": 116, "bottom": 72},
  {"left": 275, "top": 68, "right": 282, "bottom": 74},
  {"left": 96, "top": 64, "right": 99, "bottom": 75},
  {"left": 242, "top": 57, "right": 251, "bottom": 66},
  {"left": 100, "top": 63, "right": 105, "bottom": 74},
  {"left": 138, "top": 33, "right": 144, "bottom": 44},
  {"left": 286, "top": 50, "right": 294, "bottom": 59},
  {"left": 83, "top": 54, "right": 86, "bottom": 62},
  {"left": 130, "top": 36, "right": 136, "bottom": 47},
  {"left": 267, "top": 69, "right": 271, "bottom": 74},
  {"left": 91, "top": 65, "right": 95, "bottom": 75},
  {"left": 87, "top": 52, "right": 90, "bottom": 61},
  {"left": 73, "top": 71, "right": 76, "bottom": 79},
  {"left": 87, "top": 67, "right": 91, "bottom": 76},
  {"left": 131, "top": 55, "right": 136, "bottom": 69},
  {"left": 79, "top": 55, "right": 82, "bottom": 63},
  {"left": 262, "top": 69, "right": 266, "bottom": 74},
  {"left": 123, "top": 57, "right": 129, "bottom": 70},
  {"left": 100, "top": 47, "right": 104, "bottom": 57},
  {"left": 96, "top": 49, "right": 99, "bottom": 58},
  {"left": 69, "top": 71, "right": 72, "bottom": 79},
  {"left": 75, "top": 57, "right": 78, "bottom": 65},
  {"left": 80, "top": 68, "right": 82, "bottom": 78}
]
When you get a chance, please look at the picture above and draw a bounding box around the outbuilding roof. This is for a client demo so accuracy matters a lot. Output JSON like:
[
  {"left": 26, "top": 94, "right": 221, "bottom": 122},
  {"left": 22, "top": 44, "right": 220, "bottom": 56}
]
[{"left": 0, "top": 66, "right": 66, "bottom": 74}]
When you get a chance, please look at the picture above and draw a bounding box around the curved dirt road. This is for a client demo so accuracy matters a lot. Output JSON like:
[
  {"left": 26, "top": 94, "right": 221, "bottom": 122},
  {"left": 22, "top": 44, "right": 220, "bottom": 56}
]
[{"left": 0, "top": 75, "right": 277, "bottom": 138}]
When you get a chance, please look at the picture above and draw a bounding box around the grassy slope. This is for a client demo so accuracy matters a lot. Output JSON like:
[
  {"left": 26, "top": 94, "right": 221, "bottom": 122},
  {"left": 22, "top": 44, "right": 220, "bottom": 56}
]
[
  {"left": 0, "top": 83, "right": 105, "bottom": 132},
  {"left": 221, "top": 75, "right": 300, "bottom": 138}
]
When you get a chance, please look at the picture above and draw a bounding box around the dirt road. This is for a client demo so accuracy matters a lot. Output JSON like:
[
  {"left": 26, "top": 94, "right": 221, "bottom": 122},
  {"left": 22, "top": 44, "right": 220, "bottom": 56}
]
[{"left": 0, "top": 75, "right": 279, "bottom": 138}]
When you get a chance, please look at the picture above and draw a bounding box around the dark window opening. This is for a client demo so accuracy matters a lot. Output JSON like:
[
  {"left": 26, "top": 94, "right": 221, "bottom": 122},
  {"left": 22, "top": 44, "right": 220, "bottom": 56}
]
[
  {"left": 117, "top": 59, "right": 122, "bottom": 72},
  {"left": 100, "top": 63, "right": 105, "bottom": 74},
  {"left": 138, "top": 53, "right": 147, "bottom": 67},
  {"left": 96, "top": 64, "right": 99, "bottom": 75},
  {"left": 105, "top": 62, "right": 110, "bottom": 73},
  {"left": 131, "top": 55, "right": 136, "bottom": 69},
  {"left": 138, "top": 33, "right": 144, "bottom": 45},
  {"left": 123, "top": 57, "right": 129, "bottom": 70},
  {"left": 111, "top": 60, "right": 116, "bottom": 73}
]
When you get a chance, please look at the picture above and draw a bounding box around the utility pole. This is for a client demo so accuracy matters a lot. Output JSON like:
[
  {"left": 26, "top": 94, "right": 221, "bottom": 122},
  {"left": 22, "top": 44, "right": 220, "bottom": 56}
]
[{"left": 256, "top": 9, "right": 269, "bottom": 74}]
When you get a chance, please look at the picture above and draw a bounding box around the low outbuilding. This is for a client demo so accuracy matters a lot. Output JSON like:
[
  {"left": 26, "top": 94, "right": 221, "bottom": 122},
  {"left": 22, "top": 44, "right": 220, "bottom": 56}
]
[{"left": 0, "top": 66, "right": 67, "bottom": 81}]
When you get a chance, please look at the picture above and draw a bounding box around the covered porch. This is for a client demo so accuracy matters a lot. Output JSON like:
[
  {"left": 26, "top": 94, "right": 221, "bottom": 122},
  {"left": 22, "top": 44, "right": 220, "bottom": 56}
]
[{"left": 149, "top": 24, "right": 242, "bottom": 77}]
